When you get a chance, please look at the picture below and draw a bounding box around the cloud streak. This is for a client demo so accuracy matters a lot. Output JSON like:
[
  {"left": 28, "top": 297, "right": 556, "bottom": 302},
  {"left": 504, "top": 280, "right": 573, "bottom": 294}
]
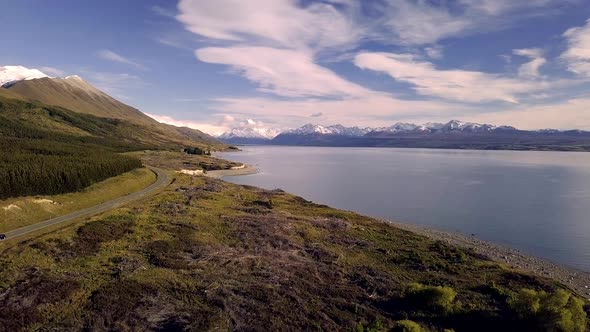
[
  {"left": 98, "top": 49, "right": 147, "bottom": 70},
  {"left": 354, "top": 52, "right": 566, "bottom": 103}
]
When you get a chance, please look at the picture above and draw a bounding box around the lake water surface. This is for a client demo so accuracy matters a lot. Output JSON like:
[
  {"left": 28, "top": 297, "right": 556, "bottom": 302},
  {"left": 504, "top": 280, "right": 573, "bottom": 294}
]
[{"left": 218, "top": 146, "right": 590, "bottom": 272}]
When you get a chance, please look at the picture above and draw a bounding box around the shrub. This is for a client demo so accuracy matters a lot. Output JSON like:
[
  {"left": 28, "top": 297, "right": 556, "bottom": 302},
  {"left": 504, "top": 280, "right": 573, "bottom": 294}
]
[
  {"left": 403, "top": 282, "right": 457, "bottom": 313},
  {"left": 508, "top": 288, "right": 587, "bottom": 332},
  {"left": 392, "top": 320, "right": 425, "bottom": 332},
  {"left": 65, "top": 215, "right": 135, "bottom": 255},
  {"left": 183, "top": 147, "right": 210, "bottom": 155},
  {"left": 354, "top": 319, "right": 385, "bottom": 332}
]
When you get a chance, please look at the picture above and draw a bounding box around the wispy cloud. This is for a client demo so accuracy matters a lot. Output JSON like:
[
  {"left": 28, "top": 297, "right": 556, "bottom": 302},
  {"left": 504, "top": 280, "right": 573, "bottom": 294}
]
[
  {"left": 513, "top": 48, "right": 546, "bottom": 77},
  {"left": 151, "top": 5, "right": 176, "bottom": 18},
  {"left": 196, "top": 46, "right": 372, "bottom": 98},
  {"left": 82, "top": 71, "right": 143, "bottom": 100},
  {"left": 424, "top": 46, "right": 443, "bottom": 59},
  {"left": 377, "top": 0, "right": 578, "bottom": 45},
  {"left": 39, "top": 66, "right": 65, "bottom": 76},
  {"left": 561, "top": 19, "right": 590, "bottom": 77},
  {"left": 177, "top": 0, "right": 362, "bottom": 52},
  {"left": 98, "top": 49, "right": 147, "bottom": 70},
  {"left": 354, "top": 52, "right": 572, "bottom": 103}
]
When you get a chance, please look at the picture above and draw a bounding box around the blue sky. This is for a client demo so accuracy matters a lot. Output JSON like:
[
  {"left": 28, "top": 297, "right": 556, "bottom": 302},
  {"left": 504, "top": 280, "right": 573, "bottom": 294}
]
[{"left": 2, "top": 0, "right": 590, "bottom": 134}]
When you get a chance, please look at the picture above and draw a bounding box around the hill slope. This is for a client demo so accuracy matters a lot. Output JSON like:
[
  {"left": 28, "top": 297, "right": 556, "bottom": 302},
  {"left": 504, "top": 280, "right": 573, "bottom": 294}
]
[
  {"left": 6, "top": 76, "right": 155, "bottom": 125},
  {"left": 3, "top": 76, "right": 224, "bottom": 149},
  {"left": 0, "top": 95, "right": 158, "bottom": 199}
]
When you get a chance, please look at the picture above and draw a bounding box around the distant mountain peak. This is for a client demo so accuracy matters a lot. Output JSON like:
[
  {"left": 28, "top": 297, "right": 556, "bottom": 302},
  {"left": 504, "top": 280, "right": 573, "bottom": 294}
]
[
  {"left": 219, "top": 126, "right": 282, "bottom": 140},
  {"left": 285, "top": 124, "right": 371, "bottom": 136},
  {"left": 0, "top": 65, "right": 48, "bottom": 87}
]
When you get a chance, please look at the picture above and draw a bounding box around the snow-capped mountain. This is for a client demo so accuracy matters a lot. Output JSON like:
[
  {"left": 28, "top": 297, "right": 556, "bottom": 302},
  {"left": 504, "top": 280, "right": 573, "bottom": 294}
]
[
  {"left": 219, "top": 126, "right": 281, "bottom": 140},
  {"left": 367, "top": 120, "right": 518, "bottom": 135},
  {"left": 218, "top": 120, "right": 282, "bottom": 144},
  {"left": 284, "top": 124, "right": 372, "bottom": 137},
  {"left": 0, "top": 65, "right": 48, "bottom": 87},
  {"left": 437, "top": 120, "right": 516, "bottom": 133},
  {"left": 373, "top": 123, "right": 419, "bottom": 133},
  {"left": 268, "top": 120, "right": 590, "bottom": 148}
]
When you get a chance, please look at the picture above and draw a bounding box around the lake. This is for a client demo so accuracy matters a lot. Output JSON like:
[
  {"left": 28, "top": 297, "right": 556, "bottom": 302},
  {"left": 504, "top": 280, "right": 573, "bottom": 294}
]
[{"left": 217, "top": 146, "right": 590, "bottom": 272}]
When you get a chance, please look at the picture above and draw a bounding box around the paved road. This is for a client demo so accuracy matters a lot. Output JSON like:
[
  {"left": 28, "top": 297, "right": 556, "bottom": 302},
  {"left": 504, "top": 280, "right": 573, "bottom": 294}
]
[{"left": 2, "top": 166, "right": 169, "bottom": 241}]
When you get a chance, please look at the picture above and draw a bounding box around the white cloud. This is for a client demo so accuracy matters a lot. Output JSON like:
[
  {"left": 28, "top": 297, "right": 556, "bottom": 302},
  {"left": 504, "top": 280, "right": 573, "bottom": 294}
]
[
  {"left": 177, "top": 0, "right": 361, "bottom": 52},
  {"left": 378, "top": 0, "right": 577, "bottom": 45},
  {"left": 172, "top": 0, "right": 590, "bottom": 130},
  {"left": 196, "top": 46, "right": 372, "bottom": 98},
  {"left": 513, "top": 48, "right": 546, "bottom": 77},
  {"left": 98, "top": 49, "right": 147, "bottom": 70},
  {"left": 145, "top": 113, "right": 230, "bottom": 136},
  {"left": 381, "top": 1, "right": 470, "bottom": 45},
  {"left": 561, "top": 19, "right": 590, "bottom": 76},
  {"left": 354, "top": 52, "right": 567, "bottom": 103},
  {"left": 458, "top": 0, "right": 555, "bottom": 15}
]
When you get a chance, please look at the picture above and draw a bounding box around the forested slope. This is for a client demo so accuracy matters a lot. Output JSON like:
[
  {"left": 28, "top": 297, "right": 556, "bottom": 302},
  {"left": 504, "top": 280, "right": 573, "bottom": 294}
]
[{"left": 0, "top": 96, "right": 152, "bottom": 199}]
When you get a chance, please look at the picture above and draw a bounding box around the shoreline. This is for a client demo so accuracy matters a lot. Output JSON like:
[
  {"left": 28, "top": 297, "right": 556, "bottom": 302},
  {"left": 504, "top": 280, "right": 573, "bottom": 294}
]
[
  {"left": 205, "top": 164, "right": 258, "bottom": 179},
  {"left": 390, "top": 221, "right": 590, "bottom": 300},
  {"left": 210, "top": 157, "right": 590, "bottom": 300}
]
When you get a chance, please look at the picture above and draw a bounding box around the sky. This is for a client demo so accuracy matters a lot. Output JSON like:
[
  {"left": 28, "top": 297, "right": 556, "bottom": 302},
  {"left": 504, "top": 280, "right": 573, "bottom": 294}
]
[{"left": 2, "top": 0, "right": 590, "bottom": 135}]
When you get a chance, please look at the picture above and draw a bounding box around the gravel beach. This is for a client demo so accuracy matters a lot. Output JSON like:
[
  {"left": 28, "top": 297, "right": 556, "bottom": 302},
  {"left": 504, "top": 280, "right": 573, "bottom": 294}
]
[{"left": 205, "top": 164, "right": 258, "bottom": 179}]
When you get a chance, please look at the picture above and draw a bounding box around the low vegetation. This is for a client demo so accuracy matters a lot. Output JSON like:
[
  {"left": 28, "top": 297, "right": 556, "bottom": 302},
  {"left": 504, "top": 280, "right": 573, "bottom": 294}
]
[
  {"left": 129, "top": 150, "right": 242, "bottom": 171},
  {"left": 0, "top": 174, "right": 586, "bottom": 331},
  {"left": 509, "top": 288, "right": 587, "bottom": 332},
  {"left": 403, "top": 283, "right": 458, "bottom": 314},
  {"left": 0, "top": 167, "right": 155, "bottom": 232}
]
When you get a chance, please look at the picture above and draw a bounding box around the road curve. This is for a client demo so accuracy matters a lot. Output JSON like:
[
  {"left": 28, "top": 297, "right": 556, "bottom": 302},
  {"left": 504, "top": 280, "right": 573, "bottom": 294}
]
[{"left": 3, "top": 166, "right": 169, "bottom": 241}]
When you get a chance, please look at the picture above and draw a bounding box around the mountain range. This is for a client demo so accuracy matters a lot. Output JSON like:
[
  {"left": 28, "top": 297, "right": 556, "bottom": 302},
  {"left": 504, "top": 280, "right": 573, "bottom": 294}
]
[{"left": 219, "top": 121, "right": 590, "bottom": 151}]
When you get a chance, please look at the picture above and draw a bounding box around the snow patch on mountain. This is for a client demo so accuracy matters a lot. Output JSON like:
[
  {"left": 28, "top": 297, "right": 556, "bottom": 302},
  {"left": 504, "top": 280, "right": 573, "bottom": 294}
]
[{"left": 0, "top": 65, "right": 48, "bottom": 87}]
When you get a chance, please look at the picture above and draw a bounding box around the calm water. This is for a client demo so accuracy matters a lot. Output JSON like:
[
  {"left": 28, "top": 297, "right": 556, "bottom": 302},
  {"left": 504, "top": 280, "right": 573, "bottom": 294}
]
[{"left": 218, "top": 146, "right": 590, "bottom": 272}]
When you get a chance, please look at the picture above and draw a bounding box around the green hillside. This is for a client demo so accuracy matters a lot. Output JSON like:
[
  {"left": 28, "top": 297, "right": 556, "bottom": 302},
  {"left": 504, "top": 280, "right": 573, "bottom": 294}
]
[
  {"left": 0, "top": 96, "right": 150, "bottom": 199},
  {"left": 2, "top": 78, "right": 224, "bottom": 149}
]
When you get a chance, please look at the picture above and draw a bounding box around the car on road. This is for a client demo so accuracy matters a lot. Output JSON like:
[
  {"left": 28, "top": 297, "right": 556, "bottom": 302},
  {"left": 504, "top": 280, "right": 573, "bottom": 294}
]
[{"left": 0, "top": 234, "right": 6, "bottom": 240}]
